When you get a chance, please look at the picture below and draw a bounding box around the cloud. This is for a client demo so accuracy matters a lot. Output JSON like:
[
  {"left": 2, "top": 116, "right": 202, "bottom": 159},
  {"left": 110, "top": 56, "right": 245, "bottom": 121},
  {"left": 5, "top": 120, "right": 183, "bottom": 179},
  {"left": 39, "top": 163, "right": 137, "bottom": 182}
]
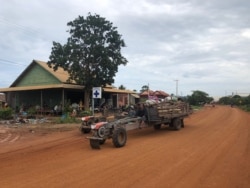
[
  {"left": 0, "top": 0, "right": 250, "bottom": 98},
  {"left": 241, "top": 29, "right": 250, "bottom": 39}
]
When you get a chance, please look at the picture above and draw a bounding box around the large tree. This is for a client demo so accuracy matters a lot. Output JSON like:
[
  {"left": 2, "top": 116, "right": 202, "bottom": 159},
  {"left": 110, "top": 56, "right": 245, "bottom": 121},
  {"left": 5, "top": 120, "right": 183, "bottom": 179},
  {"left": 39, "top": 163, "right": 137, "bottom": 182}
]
[
  {"left": 140, "top": 85, "right": 149, "bottom": 93},
  {"left": 118, "top": 84, "right": 126, "bottom": 90},
  {"left": 48, "top": 13, "right": 128, "bottom": 110},
  {"left": 187, "top": 90, "right": 213, "bottom": 105}
]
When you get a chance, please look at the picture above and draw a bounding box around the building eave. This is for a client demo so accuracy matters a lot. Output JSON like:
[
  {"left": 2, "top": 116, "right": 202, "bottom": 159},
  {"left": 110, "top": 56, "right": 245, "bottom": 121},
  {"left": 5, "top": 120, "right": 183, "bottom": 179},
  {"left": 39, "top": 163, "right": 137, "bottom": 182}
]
[{"left": 0, "top": 84, "right": 84, "bottom": 92}]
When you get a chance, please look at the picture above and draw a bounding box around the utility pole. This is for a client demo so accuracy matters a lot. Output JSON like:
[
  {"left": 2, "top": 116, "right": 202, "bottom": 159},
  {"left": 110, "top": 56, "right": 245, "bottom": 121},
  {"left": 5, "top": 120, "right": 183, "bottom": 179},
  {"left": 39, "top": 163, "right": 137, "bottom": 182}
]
[
  {"left": 174, "top": 79, "right": 179, "bottom": 97},
  {"left": 148, "top": 83, "right": 150, "bottom": 99}
]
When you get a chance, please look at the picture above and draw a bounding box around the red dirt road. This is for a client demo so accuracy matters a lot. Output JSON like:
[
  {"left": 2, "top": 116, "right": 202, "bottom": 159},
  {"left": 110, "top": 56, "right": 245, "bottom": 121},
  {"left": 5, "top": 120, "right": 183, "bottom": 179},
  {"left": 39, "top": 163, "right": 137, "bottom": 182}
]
[{"left": 0, "top": 105, "right": 249, "bottom": 188}]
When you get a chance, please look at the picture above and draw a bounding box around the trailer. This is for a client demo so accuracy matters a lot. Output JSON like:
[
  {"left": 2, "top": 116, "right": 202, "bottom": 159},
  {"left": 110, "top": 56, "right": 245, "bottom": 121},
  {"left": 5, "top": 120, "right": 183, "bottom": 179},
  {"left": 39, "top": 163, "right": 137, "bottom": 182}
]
[
  {"left": 86, "top": 100, "right": 192, "bottom": 149},
  {"left": 144, "top": 100, "right": 192, "bottom": 130}
]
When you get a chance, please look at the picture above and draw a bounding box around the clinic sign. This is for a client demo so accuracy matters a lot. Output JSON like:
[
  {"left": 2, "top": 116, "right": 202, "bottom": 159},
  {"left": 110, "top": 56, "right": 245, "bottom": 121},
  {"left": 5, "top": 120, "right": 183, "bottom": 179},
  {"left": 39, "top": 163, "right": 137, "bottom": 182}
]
[{"left": 92, "top": 87, "right": 102, "bottom": 99}]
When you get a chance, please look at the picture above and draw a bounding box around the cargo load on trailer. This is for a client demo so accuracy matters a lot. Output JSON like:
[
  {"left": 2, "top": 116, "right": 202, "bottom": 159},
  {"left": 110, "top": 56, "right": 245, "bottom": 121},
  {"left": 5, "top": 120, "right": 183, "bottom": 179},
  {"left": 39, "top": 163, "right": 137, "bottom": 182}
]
[{"left": 144, "top": 99, "right": 192, "bottom": 130}]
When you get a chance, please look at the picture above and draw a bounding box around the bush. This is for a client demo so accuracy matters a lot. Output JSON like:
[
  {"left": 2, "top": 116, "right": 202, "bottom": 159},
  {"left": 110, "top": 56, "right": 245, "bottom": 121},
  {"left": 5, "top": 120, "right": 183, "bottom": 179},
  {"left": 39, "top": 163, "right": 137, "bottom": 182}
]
[
  {"left": 27, "top": 106, "right": 37, "bottom": 118},
  {"left": 78, "top": 110, "right": 92, "bottom": 117},
  {"left": 0, "top": 108, "right": 13, "bottom": 120},
  {"left": 239, "top": 105, "right": 250, "bottom": 112},
  {"left": 55, "top": 113, "right": 81, "bottom": 124}
]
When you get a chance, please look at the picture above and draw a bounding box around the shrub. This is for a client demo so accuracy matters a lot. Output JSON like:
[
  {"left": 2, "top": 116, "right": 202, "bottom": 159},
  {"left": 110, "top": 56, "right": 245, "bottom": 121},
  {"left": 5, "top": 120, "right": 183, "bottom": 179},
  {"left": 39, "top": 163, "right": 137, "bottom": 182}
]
[
  {"left": 78, "top": 110, "right": 92, "bottom": 117},
  {"left": 55, "top": 113, "right": 81, "bottom": 124},
  {"left": 239, "top": 105, "right": 250, "bottom": 112},
  {"left": 27, "top": 106, "right": 37, "bottom": 118},
  {"left": 0, "top": 108, "right": 13, "bottom": 120}
]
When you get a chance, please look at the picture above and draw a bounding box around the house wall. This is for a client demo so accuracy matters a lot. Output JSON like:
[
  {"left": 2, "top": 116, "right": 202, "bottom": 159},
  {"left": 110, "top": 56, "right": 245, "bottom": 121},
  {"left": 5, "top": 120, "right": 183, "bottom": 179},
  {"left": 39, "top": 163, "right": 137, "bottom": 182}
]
[{"left": 15, "top": 64, "right": 60, "bottom": 86}]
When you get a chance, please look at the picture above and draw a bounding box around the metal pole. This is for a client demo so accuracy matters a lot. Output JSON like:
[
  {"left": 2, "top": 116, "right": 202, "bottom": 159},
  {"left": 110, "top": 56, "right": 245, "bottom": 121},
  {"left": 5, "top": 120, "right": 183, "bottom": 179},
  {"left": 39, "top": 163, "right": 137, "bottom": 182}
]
[
  {"left": 92, "top": 98, "right": 94, "bottom": 116},
  {"left": 148, "top": 83, "right": 150, "bottom": 99},
  {"left": 117, "top": 93, "right": 118, "bottom": 108},
  {"left": 174, "top": 80, "right": 179, "bottom": 97},
  {"left": 40, "top": 90, "right": 43, "bottom": 116},
  {"left": 62, "top": 89, "right": 65, "bottom": 111}
]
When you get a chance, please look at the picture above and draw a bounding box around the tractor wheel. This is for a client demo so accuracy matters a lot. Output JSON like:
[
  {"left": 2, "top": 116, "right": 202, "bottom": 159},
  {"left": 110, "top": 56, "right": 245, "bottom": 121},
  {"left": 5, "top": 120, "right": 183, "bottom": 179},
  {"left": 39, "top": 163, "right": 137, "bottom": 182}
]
[
  {"left": 80, "top": 123, "right": 91, "bottom": 134},
  {"left": 89, "top": 139, "right": 101, "bottom": 149},
  {"left": 112, "top": 127, "right": 127, "bottom": 148},
  {"left": 99, "top": 139, "right": 106, "bottom": 145},
  {"left": 154, "top": 124, "right": 161, "bottom": 130},
  {"left": 173, "top": 118, "right": 182, "bottom": 130},
  {"left": 92, "top": 128, "right": 106, "bottom": 144}
]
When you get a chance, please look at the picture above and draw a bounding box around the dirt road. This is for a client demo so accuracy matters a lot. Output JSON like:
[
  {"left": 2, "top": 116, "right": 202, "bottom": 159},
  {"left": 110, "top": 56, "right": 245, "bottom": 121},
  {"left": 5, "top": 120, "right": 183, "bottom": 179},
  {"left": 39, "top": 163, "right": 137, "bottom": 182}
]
[{"left": 0, "top": 105, "right": 249, "bottom": 188}]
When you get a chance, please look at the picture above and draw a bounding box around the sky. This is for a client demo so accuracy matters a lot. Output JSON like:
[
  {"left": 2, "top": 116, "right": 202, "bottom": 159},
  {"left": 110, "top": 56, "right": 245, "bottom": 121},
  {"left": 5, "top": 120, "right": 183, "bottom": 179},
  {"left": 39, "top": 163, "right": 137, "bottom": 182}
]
[{"left": 1, "top": 0, "right": 250, "bottom": 99}]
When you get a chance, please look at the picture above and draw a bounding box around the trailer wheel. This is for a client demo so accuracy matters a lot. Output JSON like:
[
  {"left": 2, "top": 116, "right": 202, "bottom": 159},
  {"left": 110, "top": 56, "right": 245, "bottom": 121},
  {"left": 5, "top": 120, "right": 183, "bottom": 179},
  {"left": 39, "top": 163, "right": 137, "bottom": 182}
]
[
  {"left": 169, "top": 121, "right": 173, "bottom": 128},
  {"left": 173, "top": 118, "right": 182, "bottom": 130},
  {"left": 112, "top": 127, "right": 127, "bottom": 148},
  {"left": 154, "top": 124, "right": 161, "bottom": 130}
]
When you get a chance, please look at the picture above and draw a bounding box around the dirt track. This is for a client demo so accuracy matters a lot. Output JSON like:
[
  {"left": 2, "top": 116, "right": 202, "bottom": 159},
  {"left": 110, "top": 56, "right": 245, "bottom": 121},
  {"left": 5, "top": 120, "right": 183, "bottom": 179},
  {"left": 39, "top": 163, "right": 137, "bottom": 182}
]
[{"left": 0, "top": 105, "right": 249, "bottom": 188}]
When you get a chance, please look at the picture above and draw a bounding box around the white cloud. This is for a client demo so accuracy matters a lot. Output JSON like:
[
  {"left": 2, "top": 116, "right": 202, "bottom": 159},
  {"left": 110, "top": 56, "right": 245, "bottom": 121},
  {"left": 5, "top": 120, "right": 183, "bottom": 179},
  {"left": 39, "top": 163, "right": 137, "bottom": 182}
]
[
  {"left": 0, "top": 0, "right": 250, "bottom": 98},
  {"left": 241, "top": 29, "right": 250, "bottom": 39}
]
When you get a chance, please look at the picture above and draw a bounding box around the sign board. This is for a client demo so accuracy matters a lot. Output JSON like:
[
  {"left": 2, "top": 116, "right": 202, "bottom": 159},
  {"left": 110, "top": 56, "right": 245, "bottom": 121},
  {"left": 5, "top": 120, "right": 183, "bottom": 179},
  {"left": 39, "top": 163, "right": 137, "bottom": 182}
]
[{"left": 92, "top": 87, "right": 102, "bottom": 99}]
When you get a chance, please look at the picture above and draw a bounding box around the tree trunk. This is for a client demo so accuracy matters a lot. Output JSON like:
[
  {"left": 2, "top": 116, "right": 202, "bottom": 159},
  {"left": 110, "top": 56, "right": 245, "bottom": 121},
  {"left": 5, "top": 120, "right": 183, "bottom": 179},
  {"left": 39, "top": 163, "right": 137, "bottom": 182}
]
[{"left": 84, "top": 89, "right": 90, "bottom": 111}]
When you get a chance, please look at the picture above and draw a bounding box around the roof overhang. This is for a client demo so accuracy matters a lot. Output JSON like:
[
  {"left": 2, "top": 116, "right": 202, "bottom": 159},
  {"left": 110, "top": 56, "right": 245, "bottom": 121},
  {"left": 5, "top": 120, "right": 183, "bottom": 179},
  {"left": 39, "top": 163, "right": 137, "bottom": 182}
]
[
  {"left": 0, "top": 84, "right": 84, "bottom": 92},
  {"left": 131, "top": 93, "right": 140, "bottom": 98},
  {"left": 103, "top": 88, "right": 135, "bottom": 94}
]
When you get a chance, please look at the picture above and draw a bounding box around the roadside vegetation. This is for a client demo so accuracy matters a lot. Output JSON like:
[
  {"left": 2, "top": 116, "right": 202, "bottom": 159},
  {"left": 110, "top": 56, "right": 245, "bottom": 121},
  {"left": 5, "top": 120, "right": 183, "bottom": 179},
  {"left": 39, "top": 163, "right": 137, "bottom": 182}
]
[
  {"left": 183, "top": 90, "right": 250, "bottom": 112},
  {"left": 186, "top": 90, "right": 214, "bottom": 106},
  {"left": 218, "top": 95, "right": 250, "bottom": 112},
  {"left": 0, "top": 107, "right": 13, "bottom": 120}
]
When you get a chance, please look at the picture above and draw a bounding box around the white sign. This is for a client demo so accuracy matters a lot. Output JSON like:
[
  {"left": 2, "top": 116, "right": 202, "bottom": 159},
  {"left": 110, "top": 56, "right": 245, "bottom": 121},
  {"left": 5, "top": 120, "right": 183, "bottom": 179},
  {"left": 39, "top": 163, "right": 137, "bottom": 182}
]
[{"left": 92, "top": 87, "right": 102, "bottom": 99}]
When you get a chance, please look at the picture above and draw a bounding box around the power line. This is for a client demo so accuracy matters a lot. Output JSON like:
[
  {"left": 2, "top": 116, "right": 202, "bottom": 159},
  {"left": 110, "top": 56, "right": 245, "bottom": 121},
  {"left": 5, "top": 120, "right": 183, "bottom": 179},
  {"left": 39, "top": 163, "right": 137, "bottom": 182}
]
[
  {"left": 0, "top": 58, "right": 26, "bottom": 66},
  {"left": 0, "top": 17, "right": 43, "bottom": 39}
]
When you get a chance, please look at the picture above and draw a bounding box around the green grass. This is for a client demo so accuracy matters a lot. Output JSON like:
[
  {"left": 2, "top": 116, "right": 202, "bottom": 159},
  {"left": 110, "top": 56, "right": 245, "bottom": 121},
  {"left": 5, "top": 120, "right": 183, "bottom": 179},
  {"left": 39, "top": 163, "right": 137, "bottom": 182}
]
[{"left": 191, "top": 105, "right": 203, "bottom": 111}]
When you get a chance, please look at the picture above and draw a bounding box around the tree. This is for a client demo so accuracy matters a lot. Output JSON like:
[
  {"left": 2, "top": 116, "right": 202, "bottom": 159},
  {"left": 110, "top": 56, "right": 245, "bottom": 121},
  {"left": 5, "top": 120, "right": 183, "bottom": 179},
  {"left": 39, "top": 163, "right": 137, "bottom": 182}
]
[
  {"left": 118, "top": 85, "right": 126, "bottom": 90},
  {"left": 231, "top": 95, "right": 242, "bottom": 106},
  {"left": 140, "top": 85, "right": 149, "bottom": 93},
  {"left": 187, "top": 90, "right": 213, "bottom": 105},
  {"left": 48, "top": 13, "right": 128, "bottom": 110},
  {"left": 218, "top": 96, "right": 231, "bottom": 105}
]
